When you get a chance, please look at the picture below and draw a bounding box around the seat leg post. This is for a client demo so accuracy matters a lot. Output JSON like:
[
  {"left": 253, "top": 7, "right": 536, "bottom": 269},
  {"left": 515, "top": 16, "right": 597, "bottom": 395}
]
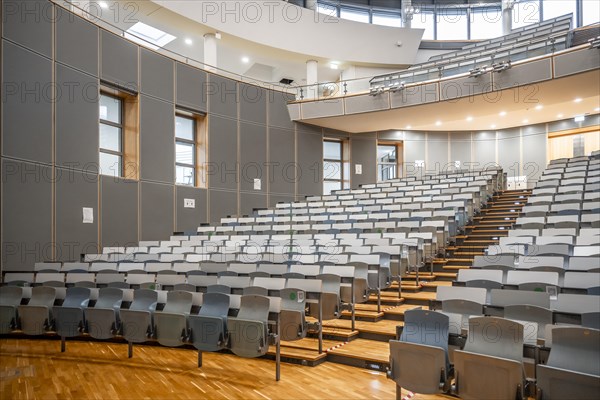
[
  {"left": 61, "top": 337, "right": 65, "bottom": 353},
  {"left": 318, "top": 294, "right": 323, "bottom": 354},
  {"left": 128, "top": 342, "right": 133, "bottom": 358},
  {"left": 377, "top": 289, "right": 381, "bottom": 314},
  {"left": 275, "top": 318, "right": 281, "bottom": 382},
  {"left": 197, "top": 351, "right": 202, "bottom": 368},
  {"left": 350, "top": 283, "right": 355, "bottom": 332},
  {"left": 396, "top": 384, "right": 402, "bottom": 400}
]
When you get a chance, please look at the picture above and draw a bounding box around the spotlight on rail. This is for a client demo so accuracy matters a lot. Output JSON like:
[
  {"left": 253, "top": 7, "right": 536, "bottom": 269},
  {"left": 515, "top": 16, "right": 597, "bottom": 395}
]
[
  {"left": 469, "top": 66, "right": 486, "bottom": 77},
  {"left": 370, "top": 85, "right": 385, "bottom": 96},
  {"left": 492, "top": 61, "right": 512, "bottom": 73},
  {"left": 389, "top": 81, "right": 406, "bottom": 93},
  {"left": 589, "top": 36, "right": 600, "bottom": 49}
]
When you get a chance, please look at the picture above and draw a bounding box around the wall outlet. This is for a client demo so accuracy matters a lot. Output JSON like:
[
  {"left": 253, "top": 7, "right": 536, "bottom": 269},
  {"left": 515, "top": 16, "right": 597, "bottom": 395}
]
[{"left": 184, "top": 198, "right": 195, "bottom": 208}]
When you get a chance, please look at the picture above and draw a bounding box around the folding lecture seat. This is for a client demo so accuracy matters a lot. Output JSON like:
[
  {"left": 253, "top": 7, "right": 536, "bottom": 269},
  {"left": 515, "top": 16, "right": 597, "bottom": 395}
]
[
  {"left": 388, "top": 310, "right": 450, "bottom": 395},
  {"left": 503, "top": 304, "right": 552, "bottom": 341},
  {"left": 189, "top": 292, "right": 230, "bottom": 366},
  {"left": 34, "top": 262, "right": 62, "bottom": 272},
  {"left": 61, "top": 262, "right": 89, "bottom": 273},
  {"left": 457, "top": 269, "right": 504, "bottom": 292},
  {"left": 453, "top": 317, "right": 527, "bottom": 400},
  {"left": 86, "top": 287, "right": 124, "bottom": 339},
  {"left": 227, "top": 294, "right": 272, "bottom": 359},
  {"left": 52, "top": 287, "right": 91, "bottom": 351},
  {"left": 3, "top": 272, "right": 34, "bottom": 286},
  {"left": 536, "top": 327, "right": 600, "bottom": 400},
  {"left": 155, "top": 273, "right": 186, "bottom": 291},
  {"left": 18, "top": 286, "right": 56, "bottom": 335},
  {"left": 154, "top": 290, "right": 194, "bottom": 347},
  {"left": 279, "top": 287, "right": 307, "bottom": 341},
  {"left": 0, "top": 286, "right": 23, "bottom": 333},
  {"left": 120, "top": 289, "right": 158, "bottom": 357},
  {"left": 516, "top": 256, "right": 565, "bottom": 274},
  {"left": 506, "top": 270, "right": 559, "bottom": 292}
]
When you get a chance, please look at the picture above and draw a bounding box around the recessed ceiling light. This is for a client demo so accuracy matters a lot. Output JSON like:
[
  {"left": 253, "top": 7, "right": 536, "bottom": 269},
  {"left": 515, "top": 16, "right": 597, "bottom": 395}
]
[
  {"left": 405, "top": 125, "right": 412, "bottom": 129},
  {"left": 435, "top": 121, "right": 442, "bottom": 126},
  {"left": 594, "top": 107, "right": 600, "bottom": 112},
  {"left": 184, "top": 38, "right": 193, "bottom": 45},
  {"left": 522, "top": 119, "right": 529, "bottom": 123},
  {"left": 98, "top": 1, "right": 108, "bottom": 9},
  {"left": 574, "top": 98, "right": 582, "bottom": 103},
  {"left": 490, "top": 124, "right": 496, "bottom": 129},
  {"left": 499, "top": 111, "right": 507, "bottom": 117},
  {"left": 125, "top": 22, "right": 176, "bottom": 50},
  {"left": 557, "top": 113, "right": 564, "bottom": 118},
  {"left": 466, "top": 116, "right": 473, "bottom": 122},
  {"left": 535, "top": 105, "right": 543, "bottom": 110},
  {"left": 241, "top": 56, "right": 250, "bottom": 63},
  {"left": 329, "top": 62, "right": 339, "bottom": 70}
]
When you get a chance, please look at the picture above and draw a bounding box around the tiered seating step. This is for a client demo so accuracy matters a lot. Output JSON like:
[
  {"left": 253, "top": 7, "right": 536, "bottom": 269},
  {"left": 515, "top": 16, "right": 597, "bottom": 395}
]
[
  {"left": 266, "top": 337, "right": 336, "bottom": 365},
  {"left": 321, "top": 318, "right": 401, "bottom": 341},
  {"left": 433, "top": 272, "right": 458, "bottom": 279},
  {"left": 383, "top": 304, "right": 426, "bottom": 321},
  {"left": 326, "top": 339, "right": 390, "bottom": 370},
  {"left": 341, "top": 304, "right": 385, "bottom": 321}
]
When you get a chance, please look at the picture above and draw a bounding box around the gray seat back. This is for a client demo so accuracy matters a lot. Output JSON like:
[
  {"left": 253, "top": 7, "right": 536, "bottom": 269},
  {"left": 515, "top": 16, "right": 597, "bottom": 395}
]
[
  {"left": 161, "top": 290, "right": 193, "bottom": 316},
  {"left": 27, "top": 286, "right": 56, "bottom": 307},
  {"left": 464, "top": 316, "right": 524, "bottom": 362},
  {"left": 504, "top": 304, "right": 552, "bottom": 340},
  {"left": 279, "top": 288, "right": 307, "bottom": 341},
  {"left": 61, "top": 287, "right": 91, "bottom": 308},
  {"left": 190, "top": 292, "right": 231, "bottom": 352},
  {"left": 228, "top": 295, "right": 270, "bottom": 358},
  {"left": 547, "top": 327, "right": 600, "bottom": 376},
  {"left": 53, "top": 287, "right": 91, "bottom": 338},
  {"left": 400, "top": 309, "right": 449, "bottom": 362},
  {"left": 207, "top": 284, "right": 231, "bottom": 294},
  {"left": 129, "top": 289, "right": 158, "bottom": 312},
  {"left": 581, "top": 312, "right": 600, "bottom": 329},
  {"left": 0, "top": 286, "right": 23, "bottom": 334}
]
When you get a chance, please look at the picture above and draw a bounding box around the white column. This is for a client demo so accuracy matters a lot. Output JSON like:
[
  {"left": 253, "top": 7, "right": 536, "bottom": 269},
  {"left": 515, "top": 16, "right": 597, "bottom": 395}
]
[
  {"left": 502, "top": 0, "right": 513, "bottom": 35},
  {"left": 306, "top": 60, "right": 318, "bottom": 99},
  {"left": 204, "top": 33, "right": 217, "bottom": 71},
  {"left": 402, "top": 0, "right": 413, "bottom": 28}
]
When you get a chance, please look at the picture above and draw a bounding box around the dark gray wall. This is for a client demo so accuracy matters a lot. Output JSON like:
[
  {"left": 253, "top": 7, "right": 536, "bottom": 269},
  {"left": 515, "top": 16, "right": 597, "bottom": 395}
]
[{"left": 0, "top": 0, "right": 323, "bottom": 271}]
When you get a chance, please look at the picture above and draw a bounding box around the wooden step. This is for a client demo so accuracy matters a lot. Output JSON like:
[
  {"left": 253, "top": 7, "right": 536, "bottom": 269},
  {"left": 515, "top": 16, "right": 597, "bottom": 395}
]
[
  {"left": 320, "top": 327, "right": 360, "bottom": 340},
  {"left": 433, "top": 272, "right": 458, "bottom": 279},
  {"left": 400, "top": 291, "right": 436, "bottom": 302},
  {"left": 327, "top": 338, "right": 390, "bottom": 364},
  {"left": 382, "top": 304, "right": 425, "bottom": 319},
  {"left": 443, "top": 265, "right": 471, "bottom": 270},
  {"left": 322, "top": 318, "right": 402, "bottom": 339},
  {"left": 341, "top": 310, "right": 384, "bottom": 320}
]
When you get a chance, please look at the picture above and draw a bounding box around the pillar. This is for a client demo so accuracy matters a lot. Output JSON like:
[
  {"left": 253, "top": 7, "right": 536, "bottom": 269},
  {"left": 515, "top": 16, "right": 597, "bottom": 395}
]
[
  {"left": 204, "top": 33, "right": 217, "bottom": 71},
  {"left": 306, "top": 60, "right": 318, "bottom": 99},
  {"left": 502, "top": 0, "right": 513, "bottom": 35}
]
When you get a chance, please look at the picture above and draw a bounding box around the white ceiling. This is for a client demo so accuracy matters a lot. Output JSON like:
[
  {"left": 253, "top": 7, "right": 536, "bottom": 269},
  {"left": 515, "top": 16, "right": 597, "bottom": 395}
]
[{"left": 297, "top": 70, "right": 600, "bottom": 132}]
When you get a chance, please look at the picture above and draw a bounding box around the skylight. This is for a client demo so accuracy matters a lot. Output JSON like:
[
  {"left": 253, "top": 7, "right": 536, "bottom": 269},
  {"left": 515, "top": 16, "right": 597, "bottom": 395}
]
[{"left": 125, "top": 22, "right": 176, "bottom": 50}]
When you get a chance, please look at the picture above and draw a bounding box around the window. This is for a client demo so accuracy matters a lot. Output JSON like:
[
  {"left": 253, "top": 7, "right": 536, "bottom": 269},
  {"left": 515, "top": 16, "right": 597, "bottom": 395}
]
[
  {"left": 513, "top": 0, "right": 540, "bottom": 28},
  {"left": 542, "top": 0, "right": 576, "bottom": 27},
  {"left": 582, "top": 0, "right": 600, "bottom": 26},
  {"left": 412, "top": 10, "right": 435, "bottom": 39},
  {"left": 437, "top": 7, "right": 468, "bottom": 40},
  {"left": 175, "top": 115, "right": 196, "bottom": 186},
  {"left": 323, "top": 140, "right": 348, "bottom": 195},
  {"left": 340, "top": 6, "right": 370, "bottom": 23},
  {"left": 471, "top": 7, "right": 503, "bottom": 39},
  {"left": 373, "top": 11, "right": 402, "bottom": 27},
  {"left": 317, "top": 1, "right": 338, "bottom": 17},
  {"left": 99, "top": 93, "right": 123, "bottom": 177},
  {"left": 377, "top": 144, "right": 400, "bottom": 182}
]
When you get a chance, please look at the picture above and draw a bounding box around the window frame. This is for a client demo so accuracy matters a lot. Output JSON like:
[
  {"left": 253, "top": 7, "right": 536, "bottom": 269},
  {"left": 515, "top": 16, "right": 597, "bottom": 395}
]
[
  {"left": 175, "top": 113, "right": 197, "bottom": 187},
  {"left": 377, "top": 142, "right": 401, "bottom": 182},
  {"left": 99, "top": 92, "right": 124, "bottom": 177},
  {"left": 323, "top": 139, "right": 345, "bottom": 195}
]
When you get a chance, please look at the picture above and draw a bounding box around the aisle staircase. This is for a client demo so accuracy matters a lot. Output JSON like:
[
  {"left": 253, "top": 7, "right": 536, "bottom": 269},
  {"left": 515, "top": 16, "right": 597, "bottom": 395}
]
[{"left": 270, "top": 189, "right": 533, "bottom": 369}]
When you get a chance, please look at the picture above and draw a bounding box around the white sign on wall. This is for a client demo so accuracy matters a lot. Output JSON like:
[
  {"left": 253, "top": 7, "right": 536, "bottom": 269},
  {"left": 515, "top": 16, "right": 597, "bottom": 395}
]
[
  {"left": 184, "top": 199, "right": 195, "bottom": 208},
  {"left": 82, "top": 207, "right": 94, "bottom": 224}
]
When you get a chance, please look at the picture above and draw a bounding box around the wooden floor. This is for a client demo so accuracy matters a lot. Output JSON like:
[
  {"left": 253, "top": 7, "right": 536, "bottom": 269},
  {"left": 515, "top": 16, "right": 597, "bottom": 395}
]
[{"left": 0, "top": 339, "right": 454, "bottom": 400}]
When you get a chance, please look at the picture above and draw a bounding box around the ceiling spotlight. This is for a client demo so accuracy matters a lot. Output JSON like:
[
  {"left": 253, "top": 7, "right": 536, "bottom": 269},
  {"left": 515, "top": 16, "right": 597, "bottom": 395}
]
[
  {"left": 98, "top": 1, "right": 108, "bottom": 9},
  {"left": 535, "top": 105, "right": 543, "bottom": 110},
  {"left": 490, "top": 124, "right": 496, "bottom": 129},
  {"left": 184, "top": 38, "right": 193, "bottom": 45},
  {"left": 466, "top": 116, "right": 473, "bottom": 122},
  {"left": 594, "top": 107, "right": 600, "bottom": 112},
  {"left": 492, "top": 60, "right": 511, "bottom": 73},
  {"left": 557, "top": 113, "right": 564, "bottom": 118},
  {"left": 388, "top": 81, "right": 405, "bottom": 93},
  {"left": 574, "top": 115, "right": 585, "bottom": 122},
  {"left": 588, "top": 36, "right": 600, "bottom": 49},
  {"left": 406, "top": 125, "right": 412, "bottom": 129},
  {"left": 499, "top": 111, "right": 507, "bottom": 117},
  {"left": 370, "top": 85, "right": 385, "bottom": 96},
  {"left": 435, "top": 121, "right": 442, "bottom": 126},
  {"left": 241, "top": 56, "right": 250, "bottom": 63},
  {"left": 469, "top": 66, "right": 485, "bottom": 77},
  {"left": 329, "top": 63, "right": 339, "bottom": 70},
  {"left": 574, "top": 98, "right": 582, "bottom": 103},
  {"left": 522, "top": 119, "right": 529, "bottom": 123}
]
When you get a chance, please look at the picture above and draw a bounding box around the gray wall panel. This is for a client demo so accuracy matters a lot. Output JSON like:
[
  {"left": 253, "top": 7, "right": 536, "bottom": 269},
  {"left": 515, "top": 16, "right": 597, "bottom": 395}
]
[
  {"left": 141, "top": 49, "right": 174, "bottom": 102},
  {"left": 269, "top": 195, "right": 295, "bottom": 208},
  {"left": 494, "top": 59, "right": 552, "bottom": 89},
  {"left": 2, "top": 41, "right": 53, "bottom": 163},
  {"left": 554, "top": 48, "right": 600, "bottom": 78},
  {"left": 427, "top": 132, "right": 449, "bottom": 170},
  {"left": 55, "top": 64, "right": 99, "bottom": 169},
  {"left": 101, "top": 176, "right": 138, "bottom": 248},
  {"left": 101, "top": 31, "right": 138, "bottom": 91},
  {"left": 269, "top": 127, "right": 295, "bottom": 195},
  {"left": 239, "top": 84, "right": 266, "bottom": 125},
  {"left": 56, "top": 9, "right": 98, "bottom": 76},
  {"left": 176, "top": 63, "right": 207, "bottom": 112},
  {"left": 440, "top": 75, "right": 492, "bottom": 101},
  {"left": 345, "top": 93, "right": 390, "bottom": 114},
  {"left": 301, "top": 99, "right": 344, "bottom": 119},
  {"left": 55, "top": 168, "right": 99, "bottom": 261},
  {"left": 522, "top": 129, "right": 547, "bottom": 185},
  {"left": 287, "top": 103, "right": 301, "bottom": 120},
  {"left": 240, "top": 122, "right": 266, "bottom": 192},
  {"left": 176, "top": 186, "right": 208, "bottom": 232},
  {"left": 498, "top": 128, "right": 521, "bottom": 176},
  {"left": 450, "top": 132, "right": 472, "bottom": 165},
  {"left": 2, "top": 0, "right": 52, "bottom": 57},
  {"left": 208, "top": 75, "right": 238, "bottom": 118},
  {"left": 403, "top": 131, "right": 427, "bottom": 168},
  {"left": 140, "top": 95, "right": 175, "bottom": 183},
  {"left": 208, "top": 115, "right": 238, "bottom": 190},
  {"left": 140, "top": 182, "right": 174, "bottom": 241},
  {"left": 390, "top": 83, "right": 438, "bottom": 108},
  {"left": 269, "top": 92, "right": 295, "bottom": 129},
  {"left": 209, "top": 190, "right": 238, "bottom": 223},
  {"left": 1, "top": 159, "right": 52, "bottom": 270},
  {"left": 297, "top": 124, "right": 323, "bottom": 196},
  {"left": 473, "top": 131, "right": 497, "bottom": 168},
  {"left": 351, "top": 137, "right": 377, "bottom": 188},
  {"left": 240, "top": 192, "right": 267, "bottom": 216}
]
